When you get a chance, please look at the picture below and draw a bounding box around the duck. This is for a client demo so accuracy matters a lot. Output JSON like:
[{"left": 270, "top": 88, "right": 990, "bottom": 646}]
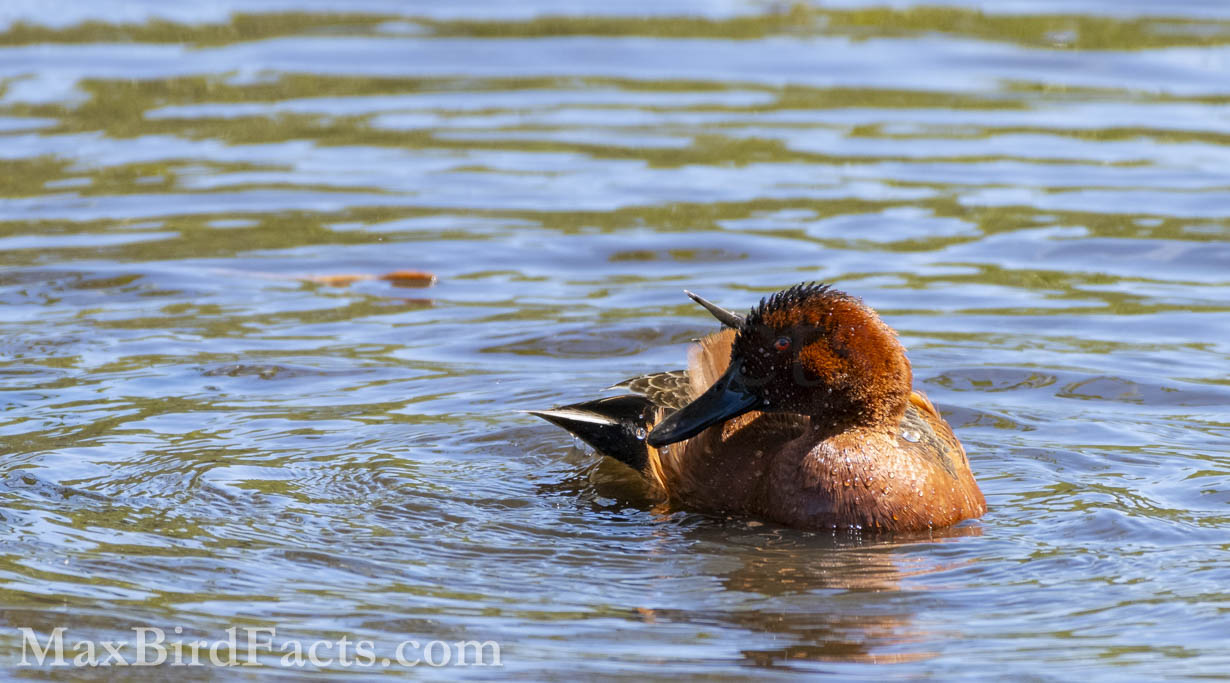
[{"left": 529, "top": 283, "right": 986, "bottom": 532}]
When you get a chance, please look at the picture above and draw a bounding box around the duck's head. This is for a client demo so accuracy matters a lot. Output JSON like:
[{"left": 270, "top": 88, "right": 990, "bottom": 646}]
[{"left": 647, "top": 283, "right": 912, "bottom": 447}]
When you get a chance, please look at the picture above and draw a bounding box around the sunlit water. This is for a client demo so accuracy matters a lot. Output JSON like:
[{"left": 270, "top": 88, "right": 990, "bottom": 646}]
[{"left": 1, "top": 1, "right": 1229, "bottom": 678}]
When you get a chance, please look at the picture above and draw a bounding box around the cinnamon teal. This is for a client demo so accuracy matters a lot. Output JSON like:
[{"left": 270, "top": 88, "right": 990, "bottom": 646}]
[{"left": 529, "top": 283, "right": 986, "bottom": 532}]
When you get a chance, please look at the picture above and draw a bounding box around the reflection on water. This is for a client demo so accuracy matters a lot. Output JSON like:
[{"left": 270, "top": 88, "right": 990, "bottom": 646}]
[{"left": 1, "top": 0, "right": 1229, "bottom": 677}]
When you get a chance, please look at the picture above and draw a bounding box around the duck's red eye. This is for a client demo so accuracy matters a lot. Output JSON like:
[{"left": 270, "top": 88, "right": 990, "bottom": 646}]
[{"left": 774, "top": 336, "right": 791, "bottom": 351}]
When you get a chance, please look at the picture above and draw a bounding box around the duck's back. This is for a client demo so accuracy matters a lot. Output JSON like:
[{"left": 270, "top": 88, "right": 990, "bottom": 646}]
[{"left": 760, "top": 392, "right": 986, "bottom": 531}]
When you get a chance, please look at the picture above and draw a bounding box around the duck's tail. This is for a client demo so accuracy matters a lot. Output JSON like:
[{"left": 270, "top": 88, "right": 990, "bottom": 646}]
[{"left": 526, "top": 395, "right": 659, "bottom": 475}]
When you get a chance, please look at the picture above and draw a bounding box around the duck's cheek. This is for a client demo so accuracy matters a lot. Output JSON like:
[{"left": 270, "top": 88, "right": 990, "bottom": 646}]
[
  {"left": 790, "top": 360, "right": 826, "bottom": 389},
  {"left": 736, "top": 358, "right": 778, "bottom": 390}
]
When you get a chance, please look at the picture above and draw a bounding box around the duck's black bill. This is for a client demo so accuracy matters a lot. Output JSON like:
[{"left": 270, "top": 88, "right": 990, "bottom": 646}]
[{"left": 647, "top": 362, "right": 762, "bottom": 447}]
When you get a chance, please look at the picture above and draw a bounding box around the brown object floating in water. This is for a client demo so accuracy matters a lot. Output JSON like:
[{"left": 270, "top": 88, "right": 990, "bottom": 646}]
[
  {"left": 305, "top": 270, "right": 437, "bottom": 287},
  {"left": 378, "top": 270, "right": 438, "bottom": 287}
]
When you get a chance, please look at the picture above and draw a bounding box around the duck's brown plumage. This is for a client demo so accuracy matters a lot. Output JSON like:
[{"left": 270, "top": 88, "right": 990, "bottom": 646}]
[{"left": 529, "top": 283, "right": 986, "bottom": 532}]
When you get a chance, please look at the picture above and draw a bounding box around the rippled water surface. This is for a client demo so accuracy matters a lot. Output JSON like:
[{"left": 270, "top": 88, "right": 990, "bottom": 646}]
[{"left": 2, "top": 0, "right": 1229, "bottom": 678}]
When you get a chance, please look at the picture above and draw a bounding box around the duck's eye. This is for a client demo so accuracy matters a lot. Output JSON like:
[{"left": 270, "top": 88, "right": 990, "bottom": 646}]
[{"left": 774, "top": 336, "right": 791, "bottom": 351}]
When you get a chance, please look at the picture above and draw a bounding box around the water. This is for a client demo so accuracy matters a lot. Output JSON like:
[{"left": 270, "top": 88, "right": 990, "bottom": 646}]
[{"left": 1, "top": 1, "right": 1229, "bottom": 678}]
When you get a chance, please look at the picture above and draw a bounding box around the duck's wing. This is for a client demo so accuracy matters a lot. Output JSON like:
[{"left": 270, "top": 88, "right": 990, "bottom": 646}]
[
  {"left": 527, "top": 395, "right": 659, "bottom": 474},
  {"left": 527, "top": 329, "right": 739, "bottom": 498},
  {"left": 899, "top": 390, "right": 965, "bottom": 482},
  {"left": 609, "top": 370, "right": 691, "bottom": 411},
  {"left": 894, "top": 390, "right": 987, "bottom": 519},
  {"left": 527, "top": 370, "right": 691, "bottom": 479},
  {"left": 907, "top": 389, "right": 941, "bottom": 420}
]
